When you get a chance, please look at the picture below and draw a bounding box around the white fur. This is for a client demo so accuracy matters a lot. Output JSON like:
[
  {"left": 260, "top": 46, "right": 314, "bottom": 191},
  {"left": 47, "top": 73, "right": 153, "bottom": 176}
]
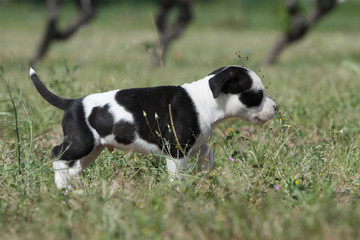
[
  {"left": 30, "top": 67, "right": 36, "bottom": 76},
  {"left": 247, "top": 69, "right": 264, "bottom": 90}
]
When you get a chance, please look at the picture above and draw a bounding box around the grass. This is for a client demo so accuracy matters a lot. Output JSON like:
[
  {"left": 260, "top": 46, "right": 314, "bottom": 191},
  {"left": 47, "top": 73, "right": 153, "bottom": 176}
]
[{"left": 1, "top": 1, "right": 360, "bottom": 239}]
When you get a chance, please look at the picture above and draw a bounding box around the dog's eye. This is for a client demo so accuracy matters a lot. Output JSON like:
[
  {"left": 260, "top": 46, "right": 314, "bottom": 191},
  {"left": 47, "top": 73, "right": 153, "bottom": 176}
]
[{"left": 239, "top": 90, "right": 264, "bottom": 108}]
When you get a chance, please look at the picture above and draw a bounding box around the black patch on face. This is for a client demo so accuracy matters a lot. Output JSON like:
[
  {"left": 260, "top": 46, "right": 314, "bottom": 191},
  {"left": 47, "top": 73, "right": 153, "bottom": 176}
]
[
  {"left": 115, "top": 86, "right": 200, "bottom": 157},
  {"left": 51, "top": 99, "right": 95, "bottom": 161},
  {"left": 240, "top": 89, "right": 264, "bottom": 108},
  {"left": 113, "top": 121, "right": 136, "bottom": 145},
  {"left": 88, "top": 104, "right": 114, "bottom": 137},
  {"left": 209, "top": 66, "right": 253, "bottom": 98}
]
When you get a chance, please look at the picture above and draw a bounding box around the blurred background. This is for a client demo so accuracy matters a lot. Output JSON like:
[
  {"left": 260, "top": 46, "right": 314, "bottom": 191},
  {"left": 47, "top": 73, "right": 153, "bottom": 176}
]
[{"left": 1, "top": 0, "right": 359, "bottom": 70}]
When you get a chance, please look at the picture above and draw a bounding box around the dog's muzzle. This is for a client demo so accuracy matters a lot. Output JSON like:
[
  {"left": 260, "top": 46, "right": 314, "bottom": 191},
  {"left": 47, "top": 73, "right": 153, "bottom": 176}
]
[{"left": 251, "top": 98, "right": 276, "bottom": 124}]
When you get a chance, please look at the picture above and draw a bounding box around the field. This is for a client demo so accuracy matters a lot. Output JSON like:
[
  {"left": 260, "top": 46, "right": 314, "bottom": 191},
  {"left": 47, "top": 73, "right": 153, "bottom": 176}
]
[{"left": 1, "top": 1, "right": 360, "bottom": 239}]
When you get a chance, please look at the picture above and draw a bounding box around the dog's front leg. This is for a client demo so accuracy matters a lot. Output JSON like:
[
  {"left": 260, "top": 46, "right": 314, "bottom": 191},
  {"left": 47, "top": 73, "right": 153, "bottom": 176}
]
[
  {"left": 196, "top": 143, "right": 214, "bottom": 172},
  {"left": 166, "top": 157, "right": 188, "bottom": 181}
]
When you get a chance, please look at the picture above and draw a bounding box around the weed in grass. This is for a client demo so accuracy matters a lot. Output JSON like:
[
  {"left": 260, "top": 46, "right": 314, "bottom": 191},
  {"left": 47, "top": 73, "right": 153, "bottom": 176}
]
[{"left": 1, "top": 69, "right": 21, "bottom": 173}]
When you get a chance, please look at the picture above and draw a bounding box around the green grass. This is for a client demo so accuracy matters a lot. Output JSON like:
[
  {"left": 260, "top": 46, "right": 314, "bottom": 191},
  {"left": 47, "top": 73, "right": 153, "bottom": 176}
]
[{"left": 1, "top": 1, "right": 360, "bottom": 239}]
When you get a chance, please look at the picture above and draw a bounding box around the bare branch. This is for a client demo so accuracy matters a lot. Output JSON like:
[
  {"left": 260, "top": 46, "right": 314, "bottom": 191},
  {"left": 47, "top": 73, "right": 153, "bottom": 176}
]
[
  {"left": 265, "top": 0, "right": 337, "bottom": 65},
  {"left": 150, "top": 0, "right": 193, "bottom": 67},
  {"left": 30, "top": 0, "right": 97, "bottom": 66}
]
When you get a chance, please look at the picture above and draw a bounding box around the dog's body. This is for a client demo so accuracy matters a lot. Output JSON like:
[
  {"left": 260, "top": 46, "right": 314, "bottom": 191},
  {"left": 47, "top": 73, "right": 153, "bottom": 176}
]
[{"left": 30, "top": 66, "right": 276, "bottom": 189}]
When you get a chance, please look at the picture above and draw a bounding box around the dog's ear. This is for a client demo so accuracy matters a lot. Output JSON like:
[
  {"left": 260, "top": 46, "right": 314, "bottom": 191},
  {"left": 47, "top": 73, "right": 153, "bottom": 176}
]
[
  {"left": 208, "top": 67, "right": 226, "bottom": 76},
  {"left": 209, "top": 66, "right": 252, "bottom": 98}
]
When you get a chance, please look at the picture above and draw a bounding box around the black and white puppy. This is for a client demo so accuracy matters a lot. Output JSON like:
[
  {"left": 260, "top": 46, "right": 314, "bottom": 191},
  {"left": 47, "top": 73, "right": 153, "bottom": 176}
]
[{"left": 30, "top": 66, "right": 276, "bottom": 189}]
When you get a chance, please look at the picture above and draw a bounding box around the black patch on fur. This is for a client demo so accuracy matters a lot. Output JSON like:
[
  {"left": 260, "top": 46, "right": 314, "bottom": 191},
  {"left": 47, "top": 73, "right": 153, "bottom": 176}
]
[
  {"left": 113, "top": 121, "right": 136, "bottom": 145},
  {"left": 209, "top": 66, "right": 253, "bottom": 98},
  {"left": 51, "top": 99, "right": 95, "bottom": 160},
  {"left": 240, "top": 90, "right": 264, "bottom": 108},
  {"left": 88, "top": 104, "right": 113, "bottom": 137},
  {"left": 115, "top": 86, "right": 200, "bottom": 157}
]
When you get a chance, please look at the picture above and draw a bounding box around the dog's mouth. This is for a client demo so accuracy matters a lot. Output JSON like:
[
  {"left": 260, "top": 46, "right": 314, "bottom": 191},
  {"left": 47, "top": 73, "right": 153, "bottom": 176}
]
[
  {"left": 252, "top": 111, "right": 275, "bottom": 125},
  {"left": 253, "top": 116, "right": 267, "bottom": 125}
]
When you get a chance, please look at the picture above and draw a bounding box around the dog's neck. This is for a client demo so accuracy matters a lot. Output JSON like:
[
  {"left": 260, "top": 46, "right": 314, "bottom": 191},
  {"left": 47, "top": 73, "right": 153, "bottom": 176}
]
[{"left": 182, "top": 76, "right": 230, "bottom": 134}]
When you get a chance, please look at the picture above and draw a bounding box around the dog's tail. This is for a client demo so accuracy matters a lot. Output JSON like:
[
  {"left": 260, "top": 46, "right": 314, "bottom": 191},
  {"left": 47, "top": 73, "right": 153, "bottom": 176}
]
[{"left": 29, "top": 68, "right": 74, "bottom": 111}]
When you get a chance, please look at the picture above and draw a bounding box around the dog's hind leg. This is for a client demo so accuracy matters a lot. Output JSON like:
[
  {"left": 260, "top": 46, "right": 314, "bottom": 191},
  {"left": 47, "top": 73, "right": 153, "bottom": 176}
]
[{"left": 53, "top": 145, "right": 104, "bottom": 189}]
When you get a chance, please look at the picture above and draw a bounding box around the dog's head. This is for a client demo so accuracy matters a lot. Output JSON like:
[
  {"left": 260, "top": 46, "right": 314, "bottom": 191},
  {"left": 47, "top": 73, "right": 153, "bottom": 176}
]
[{"left": 208, "top": 65, "right": 276, "bottom": 124}]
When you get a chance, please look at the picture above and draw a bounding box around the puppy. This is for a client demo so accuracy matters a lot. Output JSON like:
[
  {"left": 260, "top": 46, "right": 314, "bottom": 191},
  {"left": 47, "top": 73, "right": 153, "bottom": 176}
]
[{"left": 30, "top": 66, "right": 276, "bottom": 189}]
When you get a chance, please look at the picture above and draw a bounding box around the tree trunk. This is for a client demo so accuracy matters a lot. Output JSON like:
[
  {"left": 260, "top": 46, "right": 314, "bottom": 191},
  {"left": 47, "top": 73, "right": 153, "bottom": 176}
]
[
  {"left": 265, "top": 0, "right": 337, "bottom": 65},
  {"left": 30, "top": 0, "right": 97, "bottom": 66},
  {"left": 150, "top": 0, "right": 193, "bottom": 68}
]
